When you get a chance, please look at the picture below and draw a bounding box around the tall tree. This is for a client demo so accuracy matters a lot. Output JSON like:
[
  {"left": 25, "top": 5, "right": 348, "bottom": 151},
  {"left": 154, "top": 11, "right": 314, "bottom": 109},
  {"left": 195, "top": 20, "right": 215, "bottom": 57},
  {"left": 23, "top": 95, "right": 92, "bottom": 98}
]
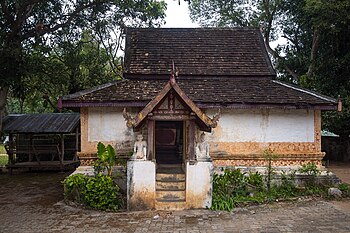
[
  {"left": 0, "top": 0, "right": 166, "bottom": 129},
  {"left": 189, "top": 0, "right": 350, "bottom": 138}
]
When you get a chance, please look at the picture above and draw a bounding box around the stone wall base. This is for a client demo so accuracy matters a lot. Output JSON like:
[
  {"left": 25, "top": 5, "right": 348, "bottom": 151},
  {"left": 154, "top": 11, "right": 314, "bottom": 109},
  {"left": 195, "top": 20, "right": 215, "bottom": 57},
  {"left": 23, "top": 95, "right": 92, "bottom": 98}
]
[
  {"left": 186, "top": 160, "right": 213, "bottom": 209},
  {"left": 127, "top": 160, "right": 156, "bottom": 211}
]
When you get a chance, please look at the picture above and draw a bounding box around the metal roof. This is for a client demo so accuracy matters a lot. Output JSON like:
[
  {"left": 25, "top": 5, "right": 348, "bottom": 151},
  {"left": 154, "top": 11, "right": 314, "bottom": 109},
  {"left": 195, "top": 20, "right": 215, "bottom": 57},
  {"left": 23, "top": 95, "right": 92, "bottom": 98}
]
[{"left": 2, "top": 113, "right": 80, "bottom": 134}]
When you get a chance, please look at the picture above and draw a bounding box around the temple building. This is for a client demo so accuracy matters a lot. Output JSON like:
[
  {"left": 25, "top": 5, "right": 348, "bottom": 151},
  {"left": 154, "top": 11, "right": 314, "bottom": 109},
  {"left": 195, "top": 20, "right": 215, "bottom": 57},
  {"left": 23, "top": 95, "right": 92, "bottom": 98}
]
[{"left": 61, "top": 28, "right": 339, "bottom": 210}]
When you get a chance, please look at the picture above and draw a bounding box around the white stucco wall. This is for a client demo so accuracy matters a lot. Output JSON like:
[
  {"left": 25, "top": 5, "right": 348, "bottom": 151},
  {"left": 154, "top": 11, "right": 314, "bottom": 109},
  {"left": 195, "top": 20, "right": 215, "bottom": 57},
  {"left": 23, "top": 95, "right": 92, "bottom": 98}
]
[
  {"left": 186, "top": 161, "right": 213, "bottom": 208},
  {"left": 127, "top": 160, "right": 156, "bottom": 210},
  {"left": 88, "top": 107, "right": 133, "bottom": 142},
  {"left": 207, "top": 109, "right": 315, "bottom": 143}
]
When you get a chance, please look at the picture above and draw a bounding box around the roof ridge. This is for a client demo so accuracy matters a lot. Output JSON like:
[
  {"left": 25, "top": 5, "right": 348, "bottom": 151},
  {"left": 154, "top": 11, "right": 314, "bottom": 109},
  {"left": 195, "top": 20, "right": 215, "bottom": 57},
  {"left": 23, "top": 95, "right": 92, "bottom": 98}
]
[
  {"left": 62, "top": 79, "right": 125, "bottom": 101},
  {"left": 272, "top": 80, "right": 337, "bottom": 103},
  {"left": 127, "top": 27, "right": 261, "bottom": 30}
]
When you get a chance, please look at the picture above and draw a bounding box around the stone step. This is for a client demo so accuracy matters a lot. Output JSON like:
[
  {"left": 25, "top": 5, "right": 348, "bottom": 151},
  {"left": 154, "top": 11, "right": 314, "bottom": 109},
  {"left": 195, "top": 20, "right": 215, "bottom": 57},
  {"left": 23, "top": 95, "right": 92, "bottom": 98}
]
[
  {"left": 156, "top": 172, "right": 186, "bottom": 182},
  {"left": 156, "top": 166, "right": 184, "bottom": 174},
  {"left": 156, "top": 180, "right": 186, "bottom": 190},
  {"left": 155, "top": 200, "right": 187, "bottom": 210},
  {"left": 156, "top": 190, "right": 186, "bottom": 201}
]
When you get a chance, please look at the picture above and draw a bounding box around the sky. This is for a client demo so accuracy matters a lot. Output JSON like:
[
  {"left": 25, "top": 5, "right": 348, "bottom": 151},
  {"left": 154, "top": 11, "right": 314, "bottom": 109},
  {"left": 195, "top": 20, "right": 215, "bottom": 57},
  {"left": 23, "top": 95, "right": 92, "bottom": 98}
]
[{"left": 163, "top": 0, "right": 199, "bottom": 28}]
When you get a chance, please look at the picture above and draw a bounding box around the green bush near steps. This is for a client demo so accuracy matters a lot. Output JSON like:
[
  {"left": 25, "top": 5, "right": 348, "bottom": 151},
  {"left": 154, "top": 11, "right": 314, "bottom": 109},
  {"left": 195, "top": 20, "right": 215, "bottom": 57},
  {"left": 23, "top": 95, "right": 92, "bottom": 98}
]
[{"left": 63, "top": 173, "right": 124, "bottom": 211}]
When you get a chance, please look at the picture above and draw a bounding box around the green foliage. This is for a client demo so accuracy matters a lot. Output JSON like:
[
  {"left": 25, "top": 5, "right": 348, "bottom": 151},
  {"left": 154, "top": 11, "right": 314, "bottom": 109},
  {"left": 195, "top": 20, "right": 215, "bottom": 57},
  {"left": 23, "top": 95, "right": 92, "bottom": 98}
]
[
  {"left": 211, "top": 169, "right": 266, "bottom": 211},
  {"left": 298, "top": 163, "right": 320, "bottom": 177},
  {"left": 247, "top": 172, "right": 264, "bottom": 191},
  {"left": 263, "top": 149, "right": 278, "bottom": 192},
  {"left": 0, "top": 155, "right": 8, "bottom": 166},
  {"left": 63, "top": 174, "right": 88, "bottom": 203},
  {"left": 94, "top": 142, "right": 116, "bottom": 177},
  {"left": 211, "top": 166, "right": 334, "bottom": 211},
  {"left": 63, "top": 174, "right": 123, "bottom": 211},
  {"left": 189, "top": 0, "right": 350, "bottom": 138},
  {"left": 1, "top": 0, "right": 166, "bottom": 116},
  {"left": 338, "top": 183, "right": 350, "bottom": 196},
  {"left": 83, "top": 174, "right": 123, "bottom": 211}
]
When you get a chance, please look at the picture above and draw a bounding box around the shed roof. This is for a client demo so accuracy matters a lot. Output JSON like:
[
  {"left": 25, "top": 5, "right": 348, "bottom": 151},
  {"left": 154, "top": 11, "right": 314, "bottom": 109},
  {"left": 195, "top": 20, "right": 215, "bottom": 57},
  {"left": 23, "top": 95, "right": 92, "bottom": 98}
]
[
  {"left": 124, "top": 28, "right": 275, "bottom": 78},
  {"left": 2, "top": 113, "right": 80, "bottom": 134},
  {"left": 61, "top": 79, "right": 337, "bottom": 110}
]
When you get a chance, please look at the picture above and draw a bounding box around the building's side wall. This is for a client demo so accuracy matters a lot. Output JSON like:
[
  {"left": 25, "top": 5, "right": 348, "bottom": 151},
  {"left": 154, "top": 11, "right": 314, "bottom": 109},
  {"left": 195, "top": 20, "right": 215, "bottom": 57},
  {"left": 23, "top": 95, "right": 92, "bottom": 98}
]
[
  {"left": 79, "top": 107, "right": 136, "bottom": 165},
  {"left": 204, "top": 109, "right": 323, "bottom": 167}
]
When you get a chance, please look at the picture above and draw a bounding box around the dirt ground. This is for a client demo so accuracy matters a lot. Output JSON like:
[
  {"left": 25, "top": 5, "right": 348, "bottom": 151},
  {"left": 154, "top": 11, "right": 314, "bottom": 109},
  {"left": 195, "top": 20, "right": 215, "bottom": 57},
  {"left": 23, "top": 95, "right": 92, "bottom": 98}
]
[{"left": 328, "top": 161, "right": 350, "bottom": 184}]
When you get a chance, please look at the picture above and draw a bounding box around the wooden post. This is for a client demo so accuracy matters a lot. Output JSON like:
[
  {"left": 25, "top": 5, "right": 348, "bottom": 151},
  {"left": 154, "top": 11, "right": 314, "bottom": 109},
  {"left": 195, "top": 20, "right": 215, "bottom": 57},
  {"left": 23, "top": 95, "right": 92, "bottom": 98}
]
[
  {"left": 29, "top": 134, "right": 33, "bottom": 162},
  {"left": 8, "top": 133, "right": 14, "bottom": 175},
  {"left": 75, "top": 127, "right": 79, "bottom": 161},
  {"left": 60, "top": 134, "right": 64, "bottom": 169},
  {"left": 147, "top": 120, "right": 154, "bottom": 161},
  {"left": 188, "top": 120, "right": 195, "bottom": 162}
]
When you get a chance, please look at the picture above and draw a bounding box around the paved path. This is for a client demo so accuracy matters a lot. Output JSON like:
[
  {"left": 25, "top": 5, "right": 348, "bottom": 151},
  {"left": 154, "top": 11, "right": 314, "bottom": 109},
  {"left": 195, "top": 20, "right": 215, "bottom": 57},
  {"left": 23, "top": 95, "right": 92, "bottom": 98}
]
[{"left": 1, "top": 171, "right": 350, "bottom": 233}]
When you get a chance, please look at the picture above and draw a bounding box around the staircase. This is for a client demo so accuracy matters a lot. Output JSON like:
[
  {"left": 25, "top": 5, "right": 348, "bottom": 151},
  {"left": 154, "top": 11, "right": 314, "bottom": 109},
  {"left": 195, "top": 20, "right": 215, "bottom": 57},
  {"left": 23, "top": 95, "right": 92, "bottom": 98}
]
[{"left": 155, "top": 164, "right": 187, "bottom": 210}]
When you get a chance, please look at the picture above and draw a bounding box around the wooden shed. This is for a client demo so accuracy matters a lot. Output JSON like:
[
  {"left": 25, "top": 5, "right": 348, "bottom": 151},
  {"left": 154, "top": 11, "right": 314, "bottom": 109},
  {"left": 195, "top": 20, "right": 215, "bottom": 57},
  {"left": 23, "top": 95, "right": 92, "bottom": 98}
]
[{"left": 2, "top": 113, "right": 80, "bottom": 174}]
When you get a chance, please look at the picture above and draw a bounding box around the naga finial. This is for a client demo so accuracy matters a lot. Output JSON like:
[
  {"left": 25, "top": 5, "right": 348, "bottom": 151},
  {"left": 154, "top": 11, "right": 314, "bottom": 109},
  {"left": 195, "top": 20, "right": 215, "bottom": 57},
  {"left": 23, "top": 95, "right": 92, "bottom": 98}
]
[{"left": 123, "top": 108, "right": 136, "bottom": 128}]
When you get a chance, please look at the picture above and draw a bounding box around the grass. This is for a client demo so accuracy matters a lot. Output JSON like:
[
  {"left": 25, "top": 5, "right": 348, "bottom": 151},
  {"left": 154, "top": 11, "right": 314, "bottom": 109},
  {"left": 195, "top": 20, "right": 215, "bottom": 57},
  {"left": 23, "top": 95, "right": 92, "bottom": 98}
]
[
  {"left": 0, "top": 145, "right": 6, "bottom": 154},
  {"left": 0, "top": 145, "right": 8, "bottom": 166},
  {"left": 0, "top": 155, "right": 8, "bottom": 166}
]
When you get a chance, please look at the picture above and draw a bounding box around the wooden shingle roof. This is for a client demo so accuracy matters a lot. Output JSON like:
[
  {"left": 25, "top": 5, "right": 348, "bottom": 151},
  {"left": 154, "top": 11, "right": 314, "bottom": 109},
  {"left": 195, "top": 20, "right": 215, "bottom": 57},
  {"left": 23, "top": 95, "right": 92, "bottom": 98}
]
[
  {"left": 124, "top": 28, "right": 275, "bottom": 78},
  {"left": 61, "top": 27, "right": 338, "bottom": 111},
  {"left": 62, "top": 79, "right": 337, "bottom": 110}
]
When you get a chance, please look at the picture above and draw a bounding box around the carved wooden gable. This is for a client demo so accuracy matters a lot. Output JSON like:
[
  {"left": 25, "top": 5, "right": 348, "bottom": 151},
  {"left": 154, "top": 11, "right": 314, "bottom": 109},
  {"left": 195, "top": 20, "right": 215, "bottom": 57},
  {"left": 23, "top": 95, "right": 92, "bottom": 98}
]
[
  {"left": 123, "top": 76, "right": 220, "bottom": 132},
  {"left": 154, "top": 90, "right": 188, "bottom": 116}
]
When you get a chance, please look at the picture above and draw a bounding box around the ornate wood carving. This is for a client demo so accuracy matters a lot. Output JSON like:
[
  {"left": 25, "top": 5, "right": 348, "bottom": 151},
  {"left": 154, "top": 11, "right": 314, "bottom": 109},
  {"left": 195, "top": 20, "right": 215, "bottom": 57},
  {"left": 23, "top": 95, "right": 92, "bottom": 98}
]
[{"left": 123, "top": 108, "right": 136, "bottom": 128}]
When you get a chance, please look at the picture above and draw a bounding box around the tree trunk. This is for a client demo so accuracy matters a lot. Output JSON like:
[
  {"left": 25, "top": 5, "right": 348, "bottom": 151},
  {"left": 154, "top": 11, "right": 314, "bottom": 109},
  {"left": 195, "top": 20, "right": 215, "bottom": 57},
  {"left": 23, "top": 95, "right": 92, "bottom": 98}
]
[
  {"left": 306, "top": 29, "right": 320, "bottom": 79},
  {"left": 0, "top": 86, "right": 9, "bottom": 132}
]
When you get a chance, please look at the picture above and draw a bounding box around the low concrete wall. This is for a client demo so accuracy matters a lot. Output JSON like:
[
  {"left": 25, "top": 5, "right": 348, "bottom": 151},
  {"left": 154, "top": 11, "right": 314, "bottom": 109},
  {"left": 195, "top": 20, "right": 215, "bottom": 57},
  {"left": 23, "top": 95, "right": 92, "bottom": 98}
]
[
  {"left": 127, "top": 160, "right": 156, "bottom": 211},
  {"left": 186, "top": 160, "right": 213, "bottom": 209}
]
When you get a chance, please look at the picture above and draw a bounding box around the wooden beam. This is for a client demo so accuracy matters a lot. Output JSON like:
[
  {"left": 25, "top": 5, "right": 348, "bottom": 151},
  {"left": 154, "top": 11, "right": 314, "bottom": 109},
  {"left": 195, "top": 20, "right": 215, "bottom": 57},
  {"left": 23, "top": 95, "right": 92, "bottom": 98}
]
[
  {"left": 147, "top": 120, "right": 154, "bottom": 161},
  {"left": 60, "top": 134, "right": 64, "bottom": 170},
  {"left": 75, "top": 127, "right": 79, "bottom": 161},
  {"left": 148, "top": 115, "right": 195, "bottom": 121},
  {"left": 8, "top": 133, "right": 14, "bottom": 175},
  {"left": 188, "top": 120, "right": 195, "bottom": 162}
]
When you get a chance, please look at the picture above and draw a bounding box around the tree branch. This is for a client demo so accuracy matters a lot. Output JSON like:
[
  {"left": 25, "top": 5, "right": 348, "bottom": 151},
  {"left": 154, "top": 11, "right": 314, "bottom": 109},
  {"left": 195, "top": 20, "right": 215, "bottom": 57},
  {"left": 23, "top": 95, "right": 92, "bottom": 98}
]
[
  {"left": 0, "top": 0, "right": 15, "bottom": 27},
  {"left": 22, "top": 1, "right": 108, "bottom": 40},
  {"left": 306, "top": 28, "right": 320, "bottom": 78}
]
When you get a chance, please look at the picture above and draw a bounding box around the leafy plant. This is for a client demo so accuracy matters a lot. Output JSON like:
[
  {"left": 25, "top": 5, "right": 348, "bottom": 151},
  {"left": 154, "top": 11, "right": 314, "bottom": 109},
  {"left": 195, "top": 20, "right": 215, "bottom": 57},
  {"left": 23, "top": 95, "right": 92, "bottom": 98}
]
[
  {"left": 298, "top": 162, "right": 320, "bottom": 176},
  {"left": 247, "top": 172, "right": 264, "bottom": 191},
  {"left": 263, "top": 149, "right": 278, "bottom": 192},
  {"left": 63, "top": 174, "right": 88, "bottom": 203},
  {"left": 83, "top": 174, "right": 123, "bottom": 211},
  {"left": 338, "top": 183, "right": 349, "bottom": 196},
  {"left": 210, "top": 166, "right": 332, "bottom": 211},
  {"left": 298, "top": 162, "right": 320, "bottom": 186},
  {"left": 94, "top": 142, "right": 116, "bottom": 176},
  {"left": 63, "top": 173, "right": 124, "bottom": 211}
]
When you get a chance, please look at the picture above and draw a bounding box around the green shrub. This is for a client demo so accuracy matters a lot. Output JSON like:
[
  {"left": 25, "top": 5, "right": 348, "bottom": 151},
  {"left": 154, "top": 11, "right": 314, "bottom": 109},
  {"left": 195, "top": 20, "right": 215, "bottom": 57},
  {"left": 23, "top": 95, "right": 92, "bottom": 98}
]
[
  {"left": 63, "top": 174, "right": 124, "bottom": 211},
  {"left": 247, "top": 172, "right": 264, "bottom": 191},
  {"left": 211, "top": 167, "right": 332, "bottom": 211},
  {"left": 298, "top": 162, "right": 321, "bottom": 186},
  {"left": 338, "top": 183, "right": 349, "bottom": 196},
  {"left": 84, "top": 174, "right": 123, "bottom": 211},
  {"left": 298, "top": 162, "right": 320, "bottom": 177},
  {"left": 64, "top": 173, "right": 88, "bottom": 203}
]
